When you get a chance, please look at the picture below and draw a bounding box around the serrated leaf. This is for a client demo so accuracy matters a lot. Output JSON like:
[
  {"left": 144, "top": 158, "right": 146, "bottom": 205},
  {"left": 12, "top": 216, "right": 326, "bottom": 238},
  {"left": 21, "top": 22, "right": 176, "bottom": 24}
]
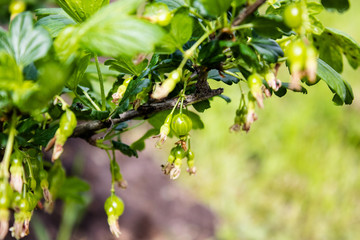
[
  {"left": 321, "top": 0, "right": 349, "bottom": 13},
  {"left": 208, "top": 69, "right": 240, "bottom": 85},
  {"left": 216, "top": 94, "right": 231, "bottom": 103},
  {"left": 155, "top": 8, "right": 193, "bottom": 53},
  {"left": 198, "top": 40, "right": 226, "bottom": 67},
  {"left": 192, "top": 100, "right": 210, "bottom": 113},
  {"left": 314, "top": 28, "right": 360, "bottom": 72},
  {"left": 112, "top": 78, "right": 151, "bottom": 117},
  {"left": 193, "top": 0, "right": 232, "bottom": 18},
  {"left": 170, "top": 8, "right": 193, "bottom": 48},
  {"left": 250, "top": 37, "right": 284, "bottom": 63},
  {"left": 112, "top": 140, "right": 138, "bottom": 157},
  {"left": 317, "top": 59, "right": 353, "bottom": 105},
  {"left": 0, "top": 12, "right": 52, "bottom": 68},
  {"left": 186, "top": 111, "right": 204, "bottom": 129},
  {"left": 55, "top": 0, "right": 109, "bottom": 22},
  {"left": 35, "top": 8, "right": 76, "bottom": 38},
  {"left": 238, "top": 43, "right": 259, "bottom": 68},
  {"left": 155, "top": 0, "right": 186, "bottom": 10},
  {"left": 105, "top": 56, "right": 148, "bottom": 76},
  {"left": 250, "top": 15, "right": 291, "bottom": 39},
  {"left": 78, "top": 0, "right": 165, "bottom": 58},
  {"left": 66, "top": 53, "right": 91, "bottom": 90}
]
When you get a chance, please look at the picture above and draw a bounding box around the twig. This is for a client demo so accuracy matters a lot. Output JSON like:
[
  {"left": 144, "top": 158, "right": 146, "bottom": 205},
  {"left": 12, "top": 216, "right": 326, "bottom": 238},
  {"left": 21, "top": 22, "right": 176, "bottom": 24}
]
[
  {"left": 72, "top": 88, "right": 224, "bottom": 139},
  {"left": 232, "top": 0, "right": 267, "bottom": 27}
]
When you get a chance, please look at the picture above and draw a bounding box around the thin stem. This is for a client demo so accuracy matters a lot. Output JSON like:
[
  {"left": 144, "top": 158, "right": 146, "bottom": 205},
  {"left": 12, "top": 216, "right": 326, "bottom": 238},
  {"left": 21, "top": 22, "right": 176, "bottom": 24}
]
[
  {"left": 1, "top": 111, "right": 17, "bottom": 180},
  {"left": 231, "top": 23, "right": 254, "bottom": 31},
  {"left": 73, "top": 91, "right": 93, "bottom": 109},
  {"left": 82, "top": 89, "right": 101, "bottom": 111},
  {"left": 94, "top": 55, "right": 106, "bottom": 111},
  {"left": 224, "top": 70, "right": 244, "bottom": 81},
  {"left": 179, "top": 30, "right": 214, "bottom": 70}
]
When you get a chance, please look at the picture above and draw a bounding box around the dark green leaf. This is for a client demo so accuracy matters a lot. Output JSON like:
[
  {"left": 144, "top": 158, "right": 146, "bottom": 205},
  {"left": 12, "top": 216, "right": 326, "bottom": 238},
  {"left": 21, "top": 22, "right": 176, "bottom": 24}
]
[
  {"left": 193, "top": 0, "right": 232, "bottom": 18},
  {"left": 251, "top": 15, "right": 291, "bottom": 39},
  {"left": 314, "top": 27, "right": 360, "bottom": 71},
  {"left": 280, "top": 82, "right": 308, "bottom": 94},
  {"left": 131, "top": 128, "right": 159, "bottom": 151},
  {"left": 250, "top": 37, "right": 284, "bottom": 63},
  {"left": 192, "top": 100, "right": 210, "bottom": 112},
  {"left": 112, "top": 78, "right": 151, "bottom": 117},
  {"left": 216, "top": 94, "right": 231, "bottom": 103},
  {"left": 198, "top": 40, "right": 226, "bottom": 67},
  {"left": 105, "top": 56, "right": 148, "bottom": 75},
  {"left": 321, "top": 0, "right": 349, "bottom": 13},
  {"left": 186, "top": 110, "right": 204, "bottom": 129},
  {"left": 317, "top": 59, "right": 353, "bottom": 105},
  {"left": 112, "top": 140, "right": 138, "bottom": 157},
  {"left": 238, "top": 43, "right": 259, "bottom": 68},
  {"left": 67, "top": 53, "right": 91, "bottom": 90},
  {"left": 208, "top": 69, "right": 240, "bottom": 85},
  {"left": 89, "top": 110, "right": 109, "bottom": 120},
  {"left": 32, "top": 125, "right": 58, "bottom": 147}
]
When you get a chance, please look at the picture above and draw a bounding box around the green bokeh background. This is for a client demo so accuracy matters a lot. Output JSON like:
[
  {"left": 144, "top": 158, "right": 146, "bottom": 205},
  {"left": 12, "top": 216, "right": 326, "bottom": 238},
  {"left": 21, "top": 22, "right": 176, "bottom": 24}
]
[{"left": 170, "top": 2, "right": 360, "bottom": 239}]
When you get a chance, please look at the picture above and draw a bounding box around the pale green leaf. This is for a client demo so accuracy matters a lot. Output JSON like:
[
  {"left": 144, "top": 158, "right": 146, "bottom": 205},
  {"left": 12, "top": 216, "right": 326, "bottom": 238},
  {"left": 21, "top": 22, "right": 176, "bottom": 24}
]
[{"left": 55, "top": 0, "right": 109, "bottom": 22}]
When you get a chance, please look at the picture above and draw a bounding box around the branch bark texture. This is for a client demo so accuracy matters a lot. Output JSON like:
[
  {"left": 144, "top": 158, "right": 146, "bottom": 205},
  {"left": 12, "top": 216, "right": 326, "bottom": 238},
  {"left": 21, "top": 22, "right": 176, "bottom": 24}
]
[
  {"left": 232, "top": 0, "right": 267, "bottom": 27},
  {"left": 72, "top": 88, "right": 224, "bottom": 139}
]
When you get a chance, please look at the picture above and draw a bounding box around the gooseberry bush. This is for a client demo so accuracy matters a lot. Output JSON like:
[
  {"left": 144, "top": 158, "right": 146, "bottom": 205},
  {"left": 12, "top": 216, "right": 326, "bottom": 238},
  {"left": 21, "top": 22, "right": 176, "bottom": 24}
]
[{"left": 0, "top": 0, "right": 359, "bottom": 238}]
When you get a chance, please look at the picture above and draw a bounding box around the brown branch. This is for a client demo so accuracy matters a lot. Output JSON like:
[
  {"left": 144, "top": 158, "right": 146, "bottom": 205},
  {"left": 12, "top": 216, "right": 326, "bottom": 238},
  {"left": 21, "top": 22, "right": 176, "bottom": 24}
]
[
  {"left": 232, "top": 0, "right": 267, "bottom": 27},
  {"left": 72, "top": 88, "right": 224, "bottom": 139}
]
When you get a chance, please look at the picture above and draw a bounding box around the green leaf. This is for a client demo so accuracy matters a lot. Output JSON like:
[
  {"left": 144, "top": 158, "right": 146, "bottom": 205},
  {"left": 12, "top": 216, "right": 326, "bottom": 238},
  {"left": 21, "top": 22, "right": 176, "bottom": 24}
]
[
  {"left": 155, "top": 0, "right": 186, "bottom": 10},
  {"left": 0, "top": 52, "right": 23, "bottom": 91},
  {"left": 69, "top": 0, "right": 164, "bottom": 58},
  {"left": 32, "top": 125, "right": 58, "bottom": 147},
  {"left": 55, "top": 0, "right": 109, "bottom": 23},
  {"left": 170, "top": 8, "right": 193, "bottom": 48},
  {"left": 238, "top": 43, "right": 259, "bottom": 68},
  {"left": 66, "top": 53, "right": 91, "bottom": 90},
  {"left": 208, "top": 69, "right": 240, "bottom": 85},
  {"left": 154, "top": 8, "right": 193, "bottom": 54},
  {"left": 250, "top": 15, "right": 291, "bottom": 39},
  {"left": 317, "top": 59, "right": 353, "bottom": 105},
  {"left": 321, "top": 0, "right": 349, "bottom": 13},
  {"left": 198, "top": 40, "right": 226, "bottom": 67},
  {"left": 193, "top": 100, "right": 211, "bottom": 113},
  {"left": 131, "top": 128, "right": 159, "bottom": 151},
  {"left": 14, "top": 61, "right": 68, "bottom": 113},
  {"left": 0, "top": 12, "right": 52, "bottom": 68},
  {"left": 216, "top": 94, "right": 231, "bottom": 103},
  {"left": 112, "top": 78, "right": 151, "bottom": 117},
  {"left": 250, "top": 37, "right": 284, "bottom": 63},
  {"left": 193, "top": 0, "right": 232, "bottom": 18},
  {"left": 185, "top": 111, "right": 204, "bottom": 129},
  {"left": 35, "top": 8, "right": 76, "bottom": 38},
  {"left": 112, "top": 140, "right": 138, "bottom": 157},
  {"left": 105, "top": 56, "right": 148, "bottom": 75}
]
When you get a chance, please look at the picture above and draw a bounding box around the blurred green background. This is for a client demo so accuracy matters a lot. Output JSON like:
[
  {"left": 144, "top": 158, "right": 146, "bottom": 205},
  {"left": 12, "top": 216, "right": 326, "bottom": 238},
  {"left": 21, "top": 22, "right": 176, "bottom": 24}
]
[{"left": 160, "top": 1, "right": 360, "bottom": 239}]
